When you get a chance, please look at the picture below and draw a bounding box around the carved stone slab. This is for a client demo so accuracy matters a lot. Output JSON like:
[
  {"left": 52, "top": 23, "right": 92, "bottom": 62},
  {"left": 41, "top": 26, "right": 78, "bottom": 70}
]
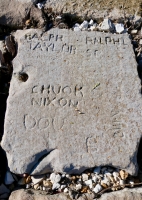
[{"left": 2, "top": 28, "right": 141, "bottom": 175}]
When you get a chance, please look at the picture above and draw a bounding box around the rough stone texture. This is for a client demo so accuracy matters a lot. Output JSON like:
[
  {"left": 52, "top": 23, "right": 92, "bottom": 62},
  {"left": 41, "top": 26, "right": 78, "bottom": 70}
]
[
  {"left": 0, "top": 0, "right": 32, "bottom": 27},
  {"left": 97, "top": 187, "right": 142, "bottom": 200},
  {"left": 45, "top": 0, "right": 142, "bottom": 18},
  {"left": 9, "top": 189, "right": 71, "bottom": 200},
  {"left": 1, "top": 28, "right": 141, "bottom": 175},
  {"left": 8, "top": 188, "right": 142, "bottom": 200}
]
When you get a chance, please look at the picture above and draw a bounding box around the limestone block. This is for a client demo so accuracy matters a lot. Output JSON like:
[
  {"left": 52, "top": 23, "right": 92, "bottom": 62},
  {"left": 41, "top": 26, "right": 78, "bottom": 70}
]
[{"left": 1, "top": 28, "right": 141, "bottom": 175}]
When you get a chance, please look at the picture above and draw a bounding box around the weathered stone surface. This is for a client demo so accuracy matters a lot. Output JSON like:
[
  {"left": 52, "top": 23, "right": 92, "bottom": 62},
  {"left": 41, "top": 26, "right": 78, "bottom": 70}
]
[
  {"left": 8, "top": 188, "right": 142, "bottom": 200},
  {"left": 9, "top": 189, "right": 71, "bottom": 200},
  {"left": 1, "top": 28, "right": 141, "bottom": 175},
  {"left": 0, "top": 0, "right": 32, "bottom": 27},
  {"left": 97, "top": 187, "right": 142, "bottom": 200},
  {"left": 45, "top": 0, "right": 142, "bottom": 18}
]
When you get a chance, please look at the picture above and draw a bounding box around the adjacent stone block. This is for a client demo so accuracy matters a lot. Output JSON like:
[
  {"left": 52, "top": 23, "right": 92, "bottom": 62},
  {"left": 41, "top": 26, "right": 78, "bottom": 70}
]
[{"left": 1, "top": 28, "right": 141, "bottom": 175}]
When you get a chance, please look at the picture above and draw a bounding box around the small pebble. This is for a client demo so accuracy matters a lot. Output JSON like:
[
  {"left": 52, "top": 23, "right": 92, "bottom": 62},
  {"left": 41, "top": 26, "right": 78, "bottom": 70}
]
[
  {"left": 43, "top": 180, "right": 52, "bottom": 188},
  {"left": 93, "top": 184, "right": 102, "bottom": 193},
  {"left": 43, "top": 186, "right": 46, "bottom": 191},
  {"left": 119, "top": 179, "right": 125, "bottom": 186},
  {"left": 76, "top": 183, "right": 82, "bottom": 191},
  {"left": 119, "top": 170, "right": 128, "bottom": 180},
  {"left": 82, "top": 173, "right": 88, "bottom": 181},
  {"left": 36, "top": 3, "right": 43, "bottom": 9},
  {"left": 89, "top": 19, "right": 94, "bottom": 26},
  {"left": 26, "top": 176, "right": 31, "bottom": 184},
  {"left": 92, "top": 175, "right": 98, "bottom": 183},
  {"left": 34, "top": 183, "right": 39, "bottom": 190},
  {"left": 100, "top": 18, "right": 114, "bottom": 31},
  {"left": 115, "top": 23, "right": 124, "bottom": 33},
  {"left": 139, "top": 39, "right": 142, "bottom": 45},
  {"left": 79, "top": 21, "right": 89, "bottom": 30},
  {"left": 26, "top": 184, "right": 31, "bottom": 189},
  {"left": 85, "top": 179, "right": 93, "bottom": 189},
  {"left": 131, "top": 30, "right": 138, "bottom": 34},
  {"left": 81, "top": 186, "right": 88, "bottom": 193},
  {"left": 52, "top": 183, "right": 60, "bottom": 190},
  {"left": 61, "top": 184, "right": 66, "bottom": 190},
  {"left": 64, "top": 188, "right": 69, "bottom": 193},
  {"left": 50, "top": 173, "right": 61, "bottom": 183},
  {"left": 66, "top": 174, "right": 70, "bottom": 178},
  {"left": 31, "top": 175, "right": 45, "bottom": 185},
  {"left": 128, "top": 180, "right": 134, "bottom": 187}
]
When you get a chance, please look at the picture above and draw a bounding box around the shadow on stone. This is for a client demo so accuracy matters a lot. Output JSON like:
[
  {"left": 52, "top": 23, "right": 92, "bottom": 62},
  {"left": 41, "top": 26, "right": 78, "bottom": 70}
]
[
  {"left": 0, "top": 146, "right": 7, "bottom": 184},
  {"left": 137, "top": 137, "right": 142, "bottom": 171}
]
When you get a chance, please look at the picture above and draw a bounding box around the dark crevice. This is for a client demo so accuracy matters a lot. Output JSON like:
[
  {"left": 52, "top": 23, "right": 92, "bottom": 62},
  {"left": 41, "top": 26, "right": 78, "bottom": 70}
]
[
  {"left": 0, "top": 34, "right": 17, "bottom": 182},
  {"left": 137, "top": 137, "right": 142, "bottom": 171}
]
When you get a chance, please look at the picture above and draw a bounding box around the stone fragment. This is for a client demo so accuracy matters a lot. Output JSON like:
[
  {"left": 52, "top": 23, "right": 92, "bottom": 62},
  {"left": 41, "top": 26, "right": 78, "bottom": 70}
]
[
  {"left": 50, "top": 173, "right": 61, "bottom": 183},
  {"left": 119, "top": 170, "right": 128, "bottom": 180},
  {"left": 36, "top": 3, "right": 43, "bottom": 9},
  {"left": 139, "top": 39, "right": 142, "bottom": 45},
  {"left": 93, "top": 183, "right": 102, "bottom": 193},
  {"left": 43, "top": 180, "right": 52, "bottom": 188},
  {"left": 64, "top": 188, "right": 69, "bottom": 193},
  {"left": 4, "top": 171, "right": 15, "bottom": 185},
  {"left": 33, "top": 183, "right": 39, "bottom": 190},
  {"left": 61, "top": 184, "right": 66, "bottom": 190},
  {"left": 76, "top": 183, "right": 82, "bottom": 191},
  {"left": 79, "top": 21, "right": 89, "bottom": 30},
  {"left": 82, "top": 174, "right": 88, "bottom": 181},
  {"left": 52, "top": 183, "right": 60, "bottom": 190},
  {"left": 100, "top": 19, "right": 114, "bottom": 31},
  {"left": 115, "top": 23, "right": 125, "bottom": 33},
  {"left": 84, "top": 180, "right": 93, "bottom": 189},
  {"left": 26, "top": 176, "right": 31, "bottom": 184},
  {"left": 131, "top": 30, "right": 138, "bottom": 34},
  {"left": 89, "top": 19, "right": 94, "bottom": 26},
  {"left": 2, "top": 28, "right": 141, "bottom": 176},
  {"left": 89, "top": 24, "right": 97, "bottom": 31},
  {"left": 31, "top": 175, "right": 45, "bottom": 185},
  {"left": 42, "top": 186, "right": 46, "bottom": 190},
  {"left": 92, "top": 175, "right": 98, "bottom": 183}
]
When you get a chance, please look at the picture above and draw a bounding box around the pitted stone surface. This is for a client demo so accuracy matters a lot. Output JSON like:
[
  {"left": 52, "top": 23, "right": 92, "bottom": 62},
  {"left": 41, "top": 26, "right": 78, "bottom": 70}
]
[{"left": 1, "top": 28, "right": 141, "bottom": 175}]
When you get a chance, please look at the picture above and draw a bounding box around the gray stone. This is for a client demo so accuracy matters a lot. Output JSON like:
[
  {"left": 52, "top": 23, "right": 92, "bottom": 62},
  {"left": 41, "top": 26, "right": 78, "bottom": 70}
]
[
  {"left": 9, "top": 189, "right": 71, "bottom": 200},
  {"left": 97, "top": 187, "right": 142, "bottom": 200},
  {"left": 0, "top": 0, "right": 32, "bottom": 27},
  {"left": 1, "top": 28, "right": 141, "bottom": 175}
]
